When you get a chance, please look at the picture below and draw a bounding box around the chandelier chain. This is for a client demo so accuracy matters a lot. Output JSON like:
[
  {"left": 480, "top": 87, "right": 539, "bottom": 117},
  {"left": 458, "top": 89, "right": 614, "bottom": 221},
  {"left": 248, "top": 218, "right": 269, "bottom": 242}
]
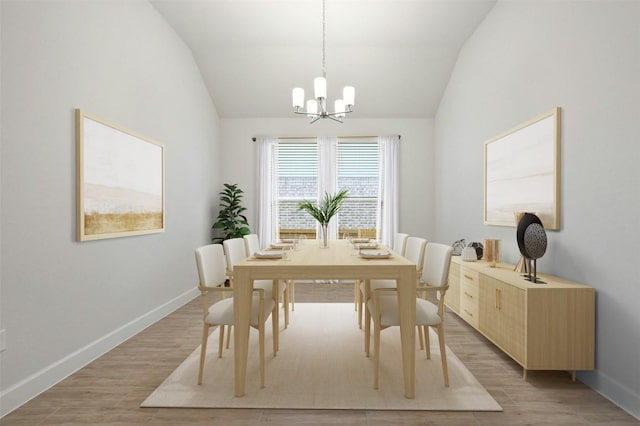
[{"left": 322, "top": 0, "right": 326, "bottom": 78}]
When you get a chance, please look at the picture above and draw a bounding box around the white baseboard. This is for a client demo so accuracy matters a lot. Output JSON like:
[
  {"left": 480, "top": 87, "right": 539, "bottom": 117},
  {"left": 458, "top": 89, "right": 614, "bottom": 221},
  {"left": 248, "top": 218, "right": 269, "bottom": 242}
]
[
  {"left": 578, "top": 370, "right": 640, "bottom": 421},
  {"left": 0, "top": 288, "right": 199, "bottom": 418}
]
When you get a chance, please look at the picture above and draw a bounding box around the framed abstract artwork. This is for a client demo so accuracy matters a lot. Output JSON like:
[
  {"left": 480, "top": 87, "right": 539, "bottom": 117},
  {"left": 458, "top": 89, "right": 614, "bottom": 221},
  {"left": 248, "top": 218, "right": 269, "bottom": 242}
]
[
  {"left": 484, "top": 107, "right": 561, "bottom": 230},
  {"left": 76, "top": 109, "right": 165, "bottom": 241}
]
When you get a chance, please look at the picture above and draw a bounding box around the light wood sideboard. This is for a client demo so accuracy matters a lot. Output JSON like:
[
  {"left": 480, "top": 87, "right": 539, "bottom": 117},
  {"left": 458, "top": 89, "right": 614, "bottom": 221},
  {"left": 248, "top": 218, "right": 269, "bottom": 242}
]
[{"left": 444, "top": 257, "right": 595, "bottom": 380}]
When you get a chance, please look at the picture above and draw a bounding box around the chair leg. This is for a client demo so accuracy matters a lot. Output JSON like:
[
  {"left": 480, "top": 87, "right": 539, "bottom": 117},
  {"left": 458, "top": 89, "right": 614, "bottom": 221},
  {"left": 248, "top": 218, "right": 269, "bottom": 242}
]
[
  {"left": 218, "top": 325, "right": 225, "bottom": 358},
  {"left": 354, "top": 280, "right": 359, "bottom": 310},
  {"left": 283, "top": 280, "right": 290, "bottom": 329},
  {"left": 272, "top": 304, "right": 278, "bottom": 356},
  {"left": 270, "top": 280, "right": 280, "bottom": 352},
  {"left": 197, "top": 324, "right": 210, "bottom": 385},
  {"left": 418, "top": 325, "right": 425, "bottom": 350},
  {"left": 436, "top": 324, "right": 449, "bottom": 387},
  {"left": 364, "top": 305, "right": 371, "bottom": 357},
  {"left": 225, "top": 324, "right": 232, "bottom": 349},
  {"left": 361, "top": 280, "right": 370, "bottom": 330},
  {"left": 424, "top": 326, "right": 431, "bottom": 359},
  {"left": 289, "top": 280, "right": 295, "bottom": 311},
  {"left": 259, "top": 323, "right": 265, "bottom": 388}
]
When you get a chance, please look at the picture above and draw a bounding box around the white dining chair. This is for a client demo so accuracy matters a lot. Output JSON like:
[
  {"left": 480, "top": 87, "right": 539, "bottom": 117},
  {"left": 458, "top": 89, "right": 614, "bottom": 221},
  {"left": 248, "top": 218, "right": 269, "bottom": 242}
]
[
  {"left": 243, "top": 233, "right": 260, "bottom": 257},
  {"left": 195, "top": 244, "right": 276, "bottom": 387},
  {"left": 224, "top": 238, "right": 288, "bottom": 348},
  {"left": 361, "top": 236, "right": 427, "bottom": 354},
  {"left": 367, "top": 242, "right": 453, "bottom": 389},
  {"left": 244, "top": 233, "right": 297, "bottom": 316},
  {"left": 355, "top": 233, "right": 409, "bottom": 328}
]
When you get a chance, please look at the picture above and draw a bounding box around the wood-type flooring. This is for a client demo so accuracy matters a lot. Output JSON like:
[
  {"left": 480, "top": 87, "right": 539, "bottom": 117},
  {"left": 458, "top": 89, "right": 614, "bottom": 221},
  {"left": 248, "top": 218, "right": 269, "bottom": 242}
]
[{"left": 2, "top": 282, "right": 638, "bottom": 425}]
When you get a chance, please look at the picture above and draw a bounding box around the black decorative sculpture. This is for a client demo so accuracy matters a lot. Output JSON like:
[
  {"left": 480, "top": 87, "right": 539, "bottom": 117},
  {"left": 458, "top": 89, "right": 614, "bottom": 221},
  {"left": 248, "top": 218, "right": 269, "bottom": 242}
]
[
  {"left": 516, "top": 213, "right": 547, "bottom": 284},
  {"left": 468, "top": 241, "right": 484, "bottom": 260}
]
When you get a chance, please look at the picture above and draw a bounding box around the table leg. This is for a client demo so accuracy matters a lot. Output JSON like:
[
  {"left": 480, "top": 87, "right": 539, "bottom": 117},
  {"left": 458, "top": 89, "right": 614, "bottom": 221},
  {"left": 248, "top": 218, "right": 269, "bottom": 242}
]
[
  {"left": 364, "top": 280, "right": 371, "bottom": 356},
  {"left": 397, "top": 267, "right": 416, "bottom": 399},
  {"left": 233, "top": 268, "right": 252, "bottom": 397}
]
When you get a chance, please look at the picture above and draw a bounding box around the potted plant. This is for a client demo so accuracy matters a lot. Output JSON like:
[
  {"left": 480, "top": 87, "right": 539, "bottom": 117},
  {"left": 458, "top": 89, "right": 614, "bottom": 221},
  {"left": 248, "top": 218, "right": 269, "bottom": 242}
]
[
  {"left": 297, "top": 189, "right": 349, "bottom": 248},
  {"left": 211, "top": 183, "right": 251, "bottom": 244}
]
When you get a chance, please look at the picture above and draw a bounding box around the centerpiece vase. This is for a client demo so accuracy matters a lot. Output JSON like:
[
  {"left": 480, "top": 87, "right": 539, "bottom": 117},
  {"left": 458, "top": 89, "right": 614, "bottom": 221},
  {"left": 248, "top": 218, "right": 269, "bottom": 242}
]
[{"left": 320, "top": 224, "right": 329, "bottom": 248}]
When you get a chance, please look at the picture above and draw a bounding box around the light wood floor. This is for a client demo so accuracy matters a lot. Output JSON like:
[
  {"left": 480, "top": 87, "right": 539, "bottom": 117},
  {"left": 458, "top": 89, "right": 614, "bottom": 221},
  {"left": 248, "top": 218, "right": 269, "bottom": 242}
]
[{"left": 3, "top": 282, "right": 638, "bottom": 425}]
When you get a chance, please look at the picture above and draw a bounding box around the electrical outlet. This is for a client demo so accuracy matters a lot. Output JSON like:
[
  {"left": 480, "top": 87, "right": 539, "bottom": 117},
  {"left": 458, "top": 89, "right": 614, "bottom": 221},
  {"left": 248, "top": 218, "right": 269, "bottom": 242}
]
[{"left": 0, "top": 329, "right": 6, "bottom": 352}]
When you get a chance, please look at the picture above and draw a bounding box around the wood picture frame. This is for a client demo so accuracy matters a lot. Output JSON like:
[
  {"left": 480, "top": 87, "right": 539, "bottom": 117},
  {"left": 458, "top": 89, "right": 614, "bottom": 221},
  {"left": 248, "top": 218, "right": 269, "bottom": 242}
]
[
  {"left": 76, "top": 109, "right": 165, "bottom": 241},
  {"left": 484, "top": 107, "right": 560, "bottom": 230}
]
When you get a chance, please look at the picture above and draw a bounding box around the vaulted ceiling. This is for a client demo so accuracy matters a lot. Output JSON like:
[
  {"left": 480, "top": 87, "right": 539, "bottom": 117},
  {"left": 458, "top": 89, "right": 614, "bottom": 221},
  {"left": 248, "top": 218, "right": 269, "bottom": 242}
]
[{"left": 150, "top": 0, "right": 496, "bottom": 119}]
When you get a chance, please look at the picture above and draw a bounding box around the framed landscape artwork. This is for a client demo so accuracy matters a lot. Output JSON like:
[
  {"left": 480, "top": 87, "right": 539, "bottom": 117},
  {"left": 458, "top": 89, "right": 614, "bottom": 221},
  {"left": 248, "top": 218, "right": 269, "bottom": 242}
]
[
  {"left": 76, "top": 109, "right": 165, "bottom": 241},
  {"left": 484, "top": 107, "right": 561, "bottom": 230}
]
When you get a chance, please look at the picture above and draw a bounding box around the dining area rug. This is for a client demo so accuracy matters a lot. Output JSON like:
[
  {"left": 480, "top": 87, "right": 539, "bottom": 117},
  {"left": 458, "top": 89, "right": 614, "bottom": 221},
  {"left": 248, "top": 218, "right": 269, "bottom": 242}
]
[{"left": 141, "top": 303, "right": 502, "bottom": 411}]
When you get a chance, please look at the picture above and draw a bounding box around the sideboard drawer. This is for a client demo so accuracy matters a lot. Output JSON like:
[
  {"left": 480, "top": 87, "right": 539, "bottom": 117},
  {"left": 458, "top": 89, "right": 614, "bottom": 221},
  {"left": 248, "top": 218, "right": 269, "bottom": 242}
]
[
  {"left": 460, "top": 266, "right": 479, "bottom": 287},
  {"left": 459, "top": 279, "right": 479, "bottom": 327}
]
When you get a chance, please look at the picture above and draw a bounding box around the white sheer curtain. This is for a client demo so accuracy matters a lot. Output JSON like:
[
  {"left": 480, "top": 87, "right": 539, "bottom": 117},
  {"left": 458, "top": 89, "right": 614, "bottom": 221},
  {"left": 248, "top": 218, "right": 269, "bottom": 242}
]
[
  {"left": 255, "top": 136, "right": 279, "bottom": 247},
  {"left": 376, "top": 135, "right": 400, "bottom": 247},
  {"left": 317, "top": 136, "right": 338, "bottom": 239}
]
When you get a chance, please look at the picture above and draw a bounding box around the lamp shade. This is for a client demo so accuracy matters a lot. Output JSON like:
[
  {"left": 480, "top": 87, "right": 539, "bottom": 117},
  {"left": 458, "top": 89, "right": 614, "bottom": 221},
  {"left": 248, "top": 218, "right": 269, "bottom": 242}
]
[
  {"left": 343, "top": 86, "right": 355, "bottom": 106},
  {"left": 292, "top": 88, "right": 304, "bottom": 108},
  {"left": 314, "top": 77, "right": 327, "bottom": 99},
  {"left": 306, "top": 99, "right": 318, "bottom": 116}
]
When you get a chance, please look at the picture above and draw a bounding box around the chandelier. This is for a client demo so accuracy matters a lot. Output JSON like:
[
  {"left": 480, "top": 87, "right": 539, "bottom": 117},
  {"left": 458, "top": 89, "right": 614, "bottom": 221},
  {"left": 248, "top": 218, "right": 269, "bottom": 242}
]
[{"left": 292, "top": 0, "right": 355, "bottom": 123}]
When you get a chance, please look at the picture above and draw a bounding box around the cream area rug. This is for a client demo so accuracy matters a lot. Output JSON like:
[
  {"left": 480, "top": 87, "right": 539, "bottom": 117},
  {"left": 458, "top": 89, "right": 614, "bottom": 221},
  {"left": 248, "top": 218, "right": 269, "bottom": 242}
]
[{"left": 141, "top": 303, "right": 501, "bottom": 411}]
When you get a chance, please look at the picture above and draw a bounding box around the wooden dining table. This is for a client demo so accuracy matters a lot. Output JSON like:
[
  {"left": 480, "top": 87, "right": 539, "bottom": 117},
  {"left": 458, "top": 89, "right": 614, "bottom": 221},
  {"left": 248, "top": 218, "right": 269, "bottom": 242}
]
[{"left": 232, "top": 239, "right": 418, "bottom": 398}]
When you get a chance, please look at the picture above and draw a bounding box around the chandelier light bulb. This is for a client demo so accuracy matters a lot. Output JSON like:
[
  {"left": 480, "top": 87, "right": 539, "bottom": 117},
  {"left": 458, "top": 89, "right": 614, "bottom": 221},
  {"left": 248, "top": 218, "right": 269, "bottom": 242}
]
[
  {"left": 343, "top": 86, "right": 355, "bottom": 107},
  {"left": 292, "top": 88, "right": 305, "bottom": 109},
  {"left": 314, "top": 76, "right": 327, "bottom": 99},
  {"left": 306, "top": 99, "right": 318, "bottom": 117}
]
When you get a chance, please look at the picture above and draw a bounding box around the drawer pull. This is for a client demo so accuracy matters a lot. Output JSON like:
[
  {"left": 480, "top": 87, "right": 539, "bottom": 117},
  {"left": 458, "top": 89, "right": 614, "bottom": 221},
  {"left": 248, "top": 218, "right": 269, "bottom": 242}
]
[
  {"left": 464, "top": 291, "right": 474, "bottom": 299},
  {"left": 463, "top": 274, "right": 474, "bottom": 281},
  {"left": 463, "top": 309, "right": 473, "bottom": 317}
]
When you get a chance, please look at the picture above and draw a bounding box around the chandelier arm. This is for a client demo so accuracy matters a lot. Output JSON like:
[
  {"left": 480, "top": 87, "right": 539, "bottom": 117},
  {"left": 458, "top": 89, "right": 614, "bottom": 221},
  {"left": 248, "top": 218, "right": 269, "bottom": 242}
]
[
  {"left": 325, "top": 110, "right": 354, "bottom": 117},
  {"left": 293, "top": 109, "right": 353, "bottom": 118}
]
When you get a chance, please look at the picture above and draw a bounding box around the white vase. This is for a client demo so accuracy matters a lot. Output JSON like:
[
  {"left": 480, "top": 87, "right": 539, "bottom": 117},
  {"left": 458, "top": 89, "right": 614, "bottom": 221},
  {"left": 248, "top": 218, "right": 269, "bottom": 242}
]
[{"left": 461, "top": 246, "right": 477, "bottom": 262}]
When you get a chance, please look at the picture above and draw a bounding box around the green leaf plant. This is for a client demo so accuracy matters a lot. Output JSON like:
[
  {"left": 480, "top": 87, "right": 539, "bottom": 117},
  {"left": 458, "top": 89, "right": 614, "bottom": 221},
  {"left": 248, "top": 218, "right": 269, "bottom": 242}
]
[
  {"left": 211, "top": 183, "right": 251, "bottom": 244},
  {"left": 297, "top": 189, "right": 349, "bottom": 247}
]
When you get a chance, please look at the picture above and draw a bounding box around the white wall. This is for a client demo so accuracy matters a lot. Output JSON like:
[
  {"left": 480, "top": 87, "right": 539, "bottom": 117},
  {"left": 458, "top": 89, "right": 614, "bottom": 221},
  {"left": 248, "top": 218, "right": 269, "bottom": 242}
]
[
  {"left": 0, "top": 0, "right": 220, "bottom": 415},
  {"left": 434, "top": 0, "right": 640, "bottom": 418},
  {"left": 219, "top": 118, "right": 435, "bottom": 241}
]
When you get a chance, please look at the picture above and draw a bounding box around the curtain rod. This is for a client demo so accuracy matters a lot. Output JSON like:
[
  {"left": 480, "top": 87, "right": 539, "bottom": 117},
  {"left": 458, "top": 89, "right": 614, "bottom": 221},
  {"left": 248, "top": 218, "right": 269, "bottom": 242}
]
[{"left": 251, "top": 135, "right": 401, "bottom": 142}]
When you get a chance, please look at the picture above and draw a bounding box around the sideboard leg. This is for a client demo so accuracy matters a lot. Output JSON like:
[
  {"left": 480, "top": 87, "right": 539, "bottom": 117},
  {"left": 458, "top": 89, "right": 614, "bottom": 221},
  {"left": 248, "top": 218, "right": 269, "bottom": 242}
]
[
  {"left": 571, "top": 371, "right": 576, "bottom": 382},
  {"left": 522, "top": 368, "right": 528, "bottom": 381}
]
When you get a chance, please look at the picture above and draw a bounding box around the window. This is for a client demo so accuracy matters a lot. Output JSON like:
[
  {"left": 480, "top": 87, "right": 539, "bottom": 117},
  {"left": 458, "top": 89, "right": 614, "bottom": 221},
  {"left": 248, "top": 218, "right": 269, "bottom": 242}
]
[
  {"left": 275, "top": 139, "right": 379, "bottom": 240},
  {"left": 256, "top": 135, "right": 398, "bottom": 247},
  {"left": 336, "top": 142, "right": 379, "bottom": 239},
  {"left": 277, "top": 142, "right": 318, "bottom": 239}
]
